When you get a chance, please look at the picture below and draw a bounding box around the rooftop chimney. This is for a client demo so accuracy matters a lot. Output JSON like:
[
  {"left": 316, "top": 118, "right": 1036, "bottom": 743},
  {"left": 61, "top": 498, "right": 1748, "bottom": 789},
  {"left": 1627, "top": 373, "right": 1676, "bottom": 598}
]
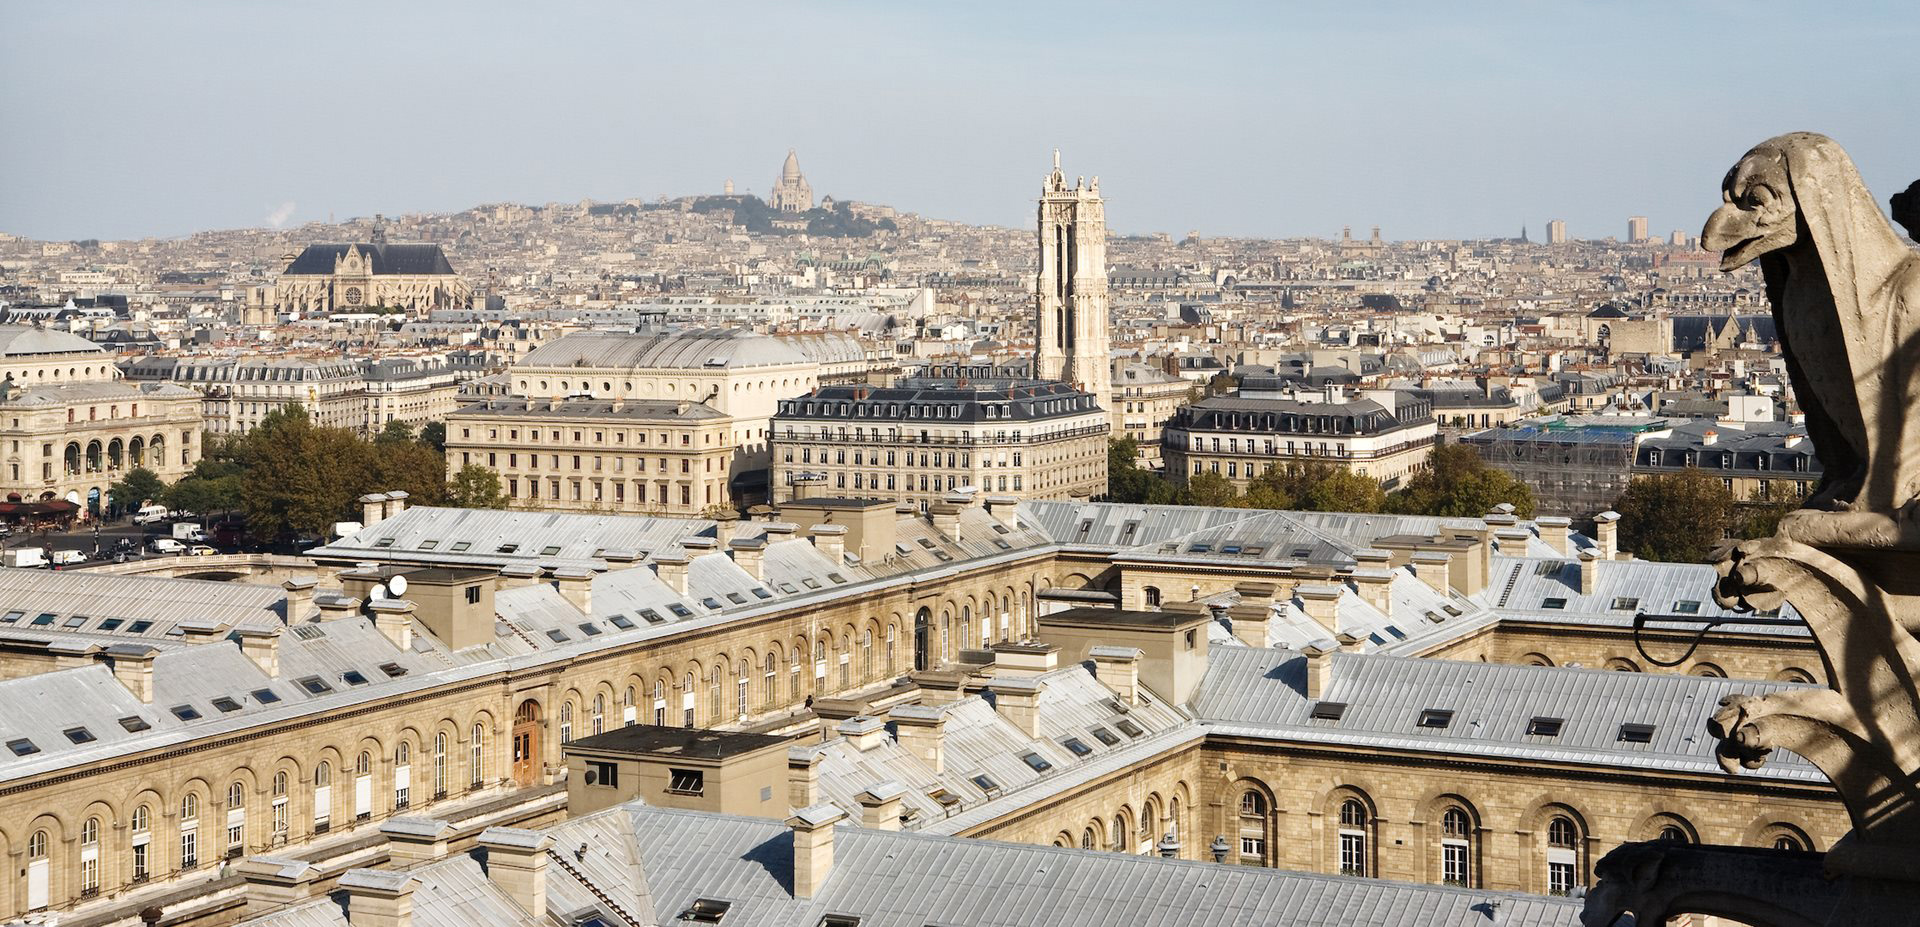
[
  {"left": 856, "top": 781, "right": 907, "bottom": 831},
  {"left": 108, "top": 645, "right": 156, "bottom": 702},
  {"left": 1410, "top": 551, "right": 1451, "bottom": 593},
  {"left": 991, "top": 676, "right": 1044, "bottom": 737},
  {"left": 380, "top": 817, "right": 452, "bottom": 869},
  {"left": 361, "top": 494, "right": 389, "bottom": 529},
  {"left": 178, "top": 618, "right": 231, "bottom": 644},
  {"left": 789, "top": 748, "right": 822, "bottom": 807},
  {"left": 929, "top": 501, "right": 963, "bottom": 542},
  {"left": 1535, "top": 516, "right": 1572, "bottom": 555},
  {"left": 1228, "top": 603, "right": 1270, "bottom": 648},
  {"left": 497, "top": 563, "right": 542, "bottom": 589},
  {"left": 316, "top": 593, "right": 363, "bottom": 623},
  {"left": 788, "top": 803, "right": 846, "bottom": 899},
  {"left": 654, "top": 555, "right": 690, "bottom": 596},
  {"left": 1594, "top": 511, "right": 1621, "bottom": 560},
  {"left": 477, "top": 827, "right": 552, "bottom": 921},
  {"left": 990, "top": 641, "right": 1058, "bottom": 676},
  {"left": 1302, "top": 640, "right": 1335, "bottom": 699},
  {"left": 339, "top": 869, "right": 417, "bottom": 927},
  {"left": 1335, "top": 630, "right": 1365, "bottom": 654},
  {"left": 728, "top": 537, "right": 767, "bottom": 581},
  {"left": 237, "top": 856, "right": 319, "bottom": 917},
  {"left": 1089, "top": 646, "right": 1141, "bottom": 705},
  {"left": 282, "top": 577, "right": 317, "bottom": 623},
  {"left": 1579, "top": 549, "right": 1600, "bottom": 596},
  {"left": 237, "top": 628, "right": 281, "bottom": 677},
  {"left": 1351, "top": 568, "right": 1394, "bottom": 613},
  {"left": 385, "top": 490, "right": 409, "bottom": 518},
  {"left": 1295, "top": 584, "right": 1342, "bottom": 632},
  {"left": 983, "top": 494, "right": 1020, "bottom": 530},
  {"left": 888, "top": 703, "right": 947, "bottom": 773},
  {"left": 809, "top": 524, "right": 845, "bottom": 563},
  {"left": 552, "top": 568, "right": 593, "bottom": 613},
  {"left": 837, "top": 716, "right": 887, "bottom": 752},
  {"left": 367, "top": 600, "right": 415, "bottom": 649}
]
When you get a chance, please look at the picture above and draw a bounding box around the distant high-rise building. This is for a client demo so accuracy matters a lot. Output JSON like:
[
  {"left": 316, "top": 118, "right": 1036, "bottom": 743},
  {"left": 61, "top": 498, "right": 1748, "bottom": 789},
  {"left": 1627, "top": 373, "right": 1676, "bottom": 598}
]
[
  {"left": 768, "top": 149, "right": 813, "bottom": 213},
  {"left": 723, "top": 179, "right": 735, "bottom": 195},
  {"left": 1628, "top": 215, "right": 1649, "bottom": 242},
  {"left": 1547, "top": 219, "right": 1568, "bottom": 244},
  {"left": 1033, "top": 151, "right": 1111, "bottom": 410},
  {"left": 1670, "top": 229, "right": 1688, "bottom": 248}
]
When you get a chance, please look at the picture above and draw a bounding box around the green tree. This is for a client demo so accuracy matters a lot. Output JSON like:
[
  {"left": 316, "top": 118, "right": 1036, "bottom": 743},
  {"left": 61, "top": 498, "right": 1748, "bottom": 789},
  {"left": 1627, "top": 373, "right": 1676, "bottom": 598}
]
[
  {"left": 1735, "top": 480, "right": 1809, "bottom": 540},
  {"left": 1387, "top": 444, "right": 1536, "bottom": 518},
  {"left": 372, "top": 441, "right": 449, "bottom": 506},
  {"left": 108, "top": 467, "right": 167, "bottom": 514},
  {"left": 446, "top": 464, "right": 508, "bottom": 509},
  {"left": 1613, "top": 469, "right": 1734, "bottom": 563},
  {"left": 1106, "top": 437, "right": 1181, "bottom": 504},
  {"left": 417, "top": 421, "right": 446, "bottom": 452},
  {"left": 1202, "top": 372, "right": 1240, "bottom": 397},
  {"left": 1304, "top": 469, "right": 1386, "bottom": 513},
  {"left": 375, "top": 419, "right": 416, "bottom": 446},
  {"left": 1183, "top": 471, "right": 1239, "bottom": 507},
  {"left": 236, "top": 406, "right": 375, "bottom": 539}
]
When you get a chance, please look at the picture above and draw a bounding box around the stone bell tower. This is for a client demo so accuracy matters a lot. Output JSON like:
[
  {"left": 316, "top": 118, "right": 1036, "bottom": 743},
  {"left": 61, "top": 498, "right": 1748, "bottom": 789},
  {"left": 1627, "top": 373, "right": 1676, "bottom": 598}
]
[{"left": 1033, "top": 151, "right": 1111, "bottom": 409}]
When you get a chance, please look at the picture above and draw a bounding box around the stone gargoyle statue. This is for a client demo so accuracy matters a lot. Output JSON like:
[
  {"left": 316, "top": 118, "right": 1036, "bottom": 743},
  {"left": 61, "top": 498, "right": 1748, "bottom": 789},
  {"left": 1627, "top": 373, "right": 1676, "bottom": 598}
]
[{"left": 1585, "top": 132, "right": 1920, "bottom": 925}]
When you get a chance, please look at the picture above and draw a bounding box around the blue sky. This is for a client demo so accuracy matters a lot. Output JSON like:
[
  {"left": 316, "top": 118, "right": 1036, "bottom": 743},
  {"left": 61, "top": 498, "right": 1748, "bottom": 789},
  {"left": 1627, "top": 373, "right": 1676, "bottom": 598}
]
[{"left": 2, "top": 1, "right": 1914, "bottom": 242}]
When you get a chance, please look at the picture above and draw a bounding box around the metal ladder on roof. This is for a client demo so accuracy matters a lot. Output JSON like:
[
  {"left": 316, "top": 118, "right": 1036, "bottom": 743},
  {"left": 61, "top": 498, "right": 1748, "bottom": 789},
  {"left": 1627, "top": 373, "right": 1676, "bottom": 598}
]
[{"left": 1495, "top": 563, "right": 1524, "bottom": 608}]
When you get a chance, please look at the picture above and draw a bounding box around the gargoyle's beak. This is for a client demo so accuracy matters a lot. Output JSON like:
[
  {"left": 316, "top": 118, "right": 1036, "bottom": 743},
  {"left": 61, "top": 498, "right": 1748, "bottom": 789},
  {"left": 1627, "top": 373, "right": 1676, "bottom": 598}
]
[{"left": 1703, "top": 203, "right": 1761, "bottom": 270}]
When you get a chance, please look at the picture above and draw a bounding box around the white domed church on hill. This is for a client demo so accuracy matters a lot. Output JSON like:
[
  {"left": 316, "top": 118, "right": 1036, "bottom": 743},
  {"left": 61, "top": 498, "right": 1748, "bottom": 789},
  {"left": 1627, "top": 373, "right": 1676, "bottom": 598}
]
[{"left": 768, "top": 148, "right": 814, "bottom": 213}]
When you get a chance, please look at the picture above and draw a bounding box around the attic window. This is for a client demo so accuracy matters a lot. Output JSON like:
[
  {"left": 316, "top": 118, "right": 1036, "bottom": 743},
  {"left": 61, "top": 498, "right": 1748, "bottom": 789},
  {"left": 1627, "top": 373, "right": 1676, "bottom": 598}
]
[
  {"left": 1291, "top": 548, "right": 1312, "bottom": 558},
  {"left": 994, "top": 523, "right": 1012, "bottom": 535},
  {"left": 917, "top": 538, "right": 937, "bottom": 550},
  {"left": 1618, "top": 722, "right": 1656, "bottom": 744},
  {"left": 64, "top": 726, "right": 96, "bottom": 744},
  {"left": 668, "top": 604, "right": 693, "bottom": 618},
  {"left": 826, "top": 573, "right": 847, "bottom": 584},
  {"left": 751, "top": 588, "right": 773, "bottom": 600},
  {"left": 31, "top": 613, "right": 55, "bottom": 626},
  {"left": 292, "top": 625, "right": 326, "bottom": 640},
  {"left": 540, "top": 545, "right": 562, "bottom": 556},
  {"left": 546, "top": 629, "right": 570, "bottom": 643},
  {"left": 1384, "top": 626, "right": 1406, "bottom": 640},
  {"left": 1243, "top": 545, "right": 1266, "bottom": 556},
  {"left": 450, "top": 542, "right": 472, "bottom": 552},
  {"left": 1310, "top": 701, "right": 1348, "bottom": 722},
  {"left": 991, "top": 539, "right": 1011, "bottom": 550},
  {"left": 1541, "top": 597, "right": 1568, "bottom": 610},
  {"left": 297, "top": 676, "right": 333, "bottom": 695},
  {"left": 970, "top": 773, "right": 999, "bottom": 793},
  {"left": 1061, "top": 737, "right": 1093, "bottom": 758},
  {"left": 171, "top": 704, "right": 202, "bottom": 721},
  {"left": 639, "top": 609, "right": 665, "bottom": 624},
  {"left": 1672, "top": 600, "right": 1702, "bottom": 614},
  {"left": 777, "top": 582, "right": 799, "bottom": 594},
  {"left": 579, "top": 623, "right": 602, "bottom": 636},
  {"left": 99, "top": 618, "right": 124, "bottom": 631},
  {"left": 609, "top": 614, "right": 635, "bottom": 630},
  {"left": 667, "top": 768, "right": 705, "bottom": 795},
  {"left": 1188, "top": 544, "right": 1212, "bottom": 553},
  {"left": 801, "top": 578, "right": 821, "bottom": 590},
  {"left": 1220, "top": 544, "right": 1242, "bottom": 554},
  {"left": 818, "top": 916, "right": 862, "bottom": 927},
  {"left": 497, "top": 543, "right": 520, "bottom": 554},
  {"left": 118, "top": 716, "right": 151, "bottom": 733},
  {"left": 379, "top": 662, "right": 407, "bottom": 677},
  {"left": 0, "top": 611, "right": 19, "bottom": 623},
  {"left": 373, "top": 538, "right": 396, "bottom": 548},
  {"left": 1089, "top": 726, "right": 1120, "bottom": 747},
  {"left": 1114, "top": 718, "right": 1145, "bottom": 738},
  {"left": 1610, "top": 597, "right": 1640, "bottom": 611},
  {"left": 417, "top": 540, "right": 439, "bottom": 550},
  {"left": 1020, "top": 752, "right": 1053, "bottom": 773},
  {"left": 1527, "top": 716, "right": 1565, "bottom": 737},
  {"left": 700, "top": 597, "right": 723, "bottom": 611},
  {"left": 6, "top": 738, "right": 37, "bottom": 756},
  {"left": 339, "top": 670, "right": 368, "bottom": 686},
  {"left": 252, "top": 688, "right": 281, "bottom": 704},
  {"left": 64, "top": 614, "right": 88, "bottom": 628},
  {"left": 128, "top": 620, "right": 154, "bottom": 634},
  {"left": 212, "top": 696, "right": 243, "bottom": 713},
  {"left": 725, "top": 592, "right": 746, "bottom": 605},
  {"left": 678, "top": 899, "right": 730, "bottom": 923},
  {"left": 1418, "top": 709, "right": 1455, "bottom": 729},
  {"left": 929, "top": 789, "right": 961, "bottom": 808},
  {"left": 1441, "top": 604, "right": 1463, "bottom": 616}
]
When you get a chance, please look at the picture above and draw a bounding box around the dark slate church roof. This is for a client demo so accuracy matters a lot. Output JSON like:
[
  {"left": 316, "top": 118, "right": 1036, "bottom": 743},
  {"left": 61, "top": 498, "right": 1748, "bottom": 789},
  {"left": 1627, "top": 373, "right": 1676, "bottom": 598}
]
[{"left": 282, "top": 243, "right": 457, "bottom": 276}]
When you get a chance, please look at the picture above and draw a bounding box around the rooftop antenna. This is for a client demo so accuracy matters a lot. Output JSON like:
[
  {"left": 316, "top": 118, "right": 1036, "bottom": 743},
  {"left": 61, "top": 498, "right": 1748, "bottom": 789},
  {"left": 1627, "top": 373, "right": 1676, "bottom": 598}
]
[{"left": 1052, "top": 149, "right": 1060, "bottom": 171}]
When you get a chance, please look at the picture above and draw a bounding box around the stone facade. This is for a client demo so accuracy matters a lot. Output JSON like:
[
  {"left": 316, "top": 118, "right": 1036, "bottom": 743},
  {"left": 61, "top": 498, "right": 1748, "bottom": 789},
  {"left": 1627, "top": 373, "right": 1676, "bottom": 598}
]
[
  {"left": 273, "top": 243, "right": 469, "bottom": 317},
  {"left": 1033, "top": 154, "right": 1112, "bottom": 409}
]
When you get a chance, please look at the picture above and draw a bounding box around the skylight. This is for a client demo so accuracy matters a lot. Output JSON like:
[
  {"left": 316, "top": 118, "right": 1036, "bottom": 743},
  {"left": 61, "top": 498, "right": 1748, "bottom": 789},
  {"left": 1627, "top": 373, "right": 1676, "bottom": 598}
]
[
  {"left": 1527, "top": 716, "right": 1565, "bottom": 737},
  {"left": 252, "top": 689, "right": 281, "bottom": 704},
  {"left": 1672, "top": 600, "right": 1702, "bottom": 614},
  {"left": 64, "top": 727, "right": 95, "bottom": 744},
  {"left": 6, "top": 738, "right": 37, "bottom": 756},
  {"left": 1618, "top": 722, "right": 1656, "bottom": 744},
  {"left": 1020, "top": 752, "right": 1053, "bottom": 773},
  {"left": 379, "top": 662, "right": 407, "bottom": 677},
  {"left": 1310, "top": 701, "right": 1348, "bottom": 721},
  {"left": 297, "top": 676, "right": 333, "bottom": 695},
  {"left": 579, "top": 623, "right": 602, "bottom": 636},
  {"left": 1089, "top": 726, "right": 1120, "bottom": 747},
  {"left": 1418, "top": 709, "right": 1455, "bottom": 729},
  {"left": 1061, "top": 737, "right": 1092, "bottom": 758},
  {"left": 341, "top": 670, "right": 369, "bottom": 686},
  {"left": 1610, "top": 597, "right": 1640, "bottom": 611},
  {"left": 970, "top": 773, "right": 999, "bottom": 792},
  {"left": 540, "top": 545, "right": 562, "bottom": 556},
  {"left": 608, "top": 614, "right": 635, "bottom": 630},
  {"left": 171, "top": 704, "right": 202, "bottom": 721},
  {"left": 1114, "top": 718, "right": 1145, "bottom": 738},
  {"left": 118, "top": 716, "right": 151, "bottom": 733},
  {"left": 546, "top": 629, "right": 570, "bottom": 643},
  {"left": 1541, "top": 598, "right": 1568, "bottom": 609},
  {"left": 211, "top": 696, "right": 242, "bottom": 713}
]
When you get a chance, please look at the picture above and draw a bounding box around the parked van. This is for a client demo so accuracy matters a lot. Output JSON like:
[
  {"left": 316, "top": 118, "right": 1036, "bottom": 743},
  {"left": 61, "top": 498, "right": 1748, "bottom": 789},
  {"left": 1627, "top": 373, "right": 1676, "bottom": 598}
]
[
  {"left": 50, "top": 549, "right": 87, "bottom": 566},
  {"left": 133, "top": 505, "right": 170, "bottom": 525},
  {"left": 147, "top": 538, "right": 185, "bottom": 555},
  {"left": 3, "top": 548, "right": 46, "bottom": 569}
]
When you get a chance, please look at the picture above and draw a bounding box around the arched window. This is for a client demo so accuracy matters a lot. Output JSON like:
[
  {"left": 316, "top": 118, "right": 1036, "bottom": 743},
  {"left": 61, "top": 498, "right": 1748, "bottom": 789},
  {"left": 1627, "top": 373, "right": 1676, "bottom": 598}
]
[
  {"left": 470, "top": 723, "right": 485, "bottom": 787},
  {"left": 763, "top": 653, "right": 777, "bottom": 708},
  {"left": 654, "top": 678, "right": 668, "bottom": 725},
  {"left": 1338, "top": 799, "right": 1368, "bottom": 876},
  {"left": 736, "top": 662, "right": 750, "bottom": 719},
  {"left": 394, "top": 742, "right": 412, "bottom": 810},
  {"left": 314, "top": 761, "right": 334, "bottom": 832},
  {"left": 80, "top": 816, "right": 101, "bottom": 896},
  {"left": 623, "top": 686, "right": 637, "bottom": 726},
  {"left": 180, "top": 792, "right": 201, "bottom": 868},
  {"left": 1144, "top": 585, "right": 1162, "bottom": 608},
  {"left": 1546, "top": 816, "right": 1580, "bottom": 896},
  {"left": 131, "top": 805, "right": 152, "bottom": 881},
  {"left": 27, "top": 829, "right": 48, "bottom": 908},
  {"left": 1080, "top": 827, "right": 1095, "bottom": 850},
  {"left": 226, "top": 781, "right": 247, "bottom": 856},
  {"left": 273, "top": 771, "right": 290, "bottom": 838},
  {"left": 1239, "top": 791, "right": 1266, "bottom": 817},
  {"left": 433, "top": 733, "right": 448, "bottom": 797},
  {"left": 560, "top": 701, "right": 574, "bottom": 744},
  {"left": 1238, "top": 790, "right": 1270, "bottom": 864},
  {"left": 1658, "top": 825, "right": 1690, "bottom": 843},
  {"left": 592, "top": 694, "right": 606, "bottom": 736},
  {"left": 1441, "top": 807, "right": 1471, "bottom": 886},
  {"left": 1111, "top": 814, "right": 1128, "bottom": 852},
  {"left": 683, "top": 673, "right": 696, "bottom": 727}
]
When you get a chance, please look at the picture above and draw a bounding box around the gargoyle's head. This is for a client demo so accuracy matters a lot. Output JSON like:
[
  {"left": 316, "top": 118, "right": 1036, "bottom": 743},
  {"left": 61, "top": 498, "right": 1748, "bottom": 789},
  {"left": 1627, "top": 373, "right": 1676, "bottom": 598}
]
[
  {"left": 1704, "top": 146, "right": 1800, "bottom": 271},
  {"left": 1893, "top": 179, "right": 1920, "bottom": 240}
]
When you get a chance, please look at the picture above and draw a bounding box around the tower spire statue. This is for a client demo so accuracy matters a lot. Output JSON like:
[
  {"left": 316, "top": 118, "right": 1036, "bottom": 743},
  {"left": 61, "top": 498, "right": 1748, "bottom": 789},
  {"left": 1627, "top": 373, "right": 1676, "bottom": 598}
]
[{"left": 1033, "top": 151, "right": 1111, "bottom": 410}]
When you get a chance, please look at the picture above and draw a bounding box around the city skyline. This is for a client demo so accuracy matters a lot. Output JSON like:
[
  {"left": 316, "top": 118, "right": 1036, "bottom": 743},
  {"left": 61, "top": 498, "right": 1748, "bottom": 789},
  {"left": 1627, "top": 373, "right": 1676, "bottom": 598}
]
[{"left": 3, "top": 1, "right": 1915, "bottom": 243}]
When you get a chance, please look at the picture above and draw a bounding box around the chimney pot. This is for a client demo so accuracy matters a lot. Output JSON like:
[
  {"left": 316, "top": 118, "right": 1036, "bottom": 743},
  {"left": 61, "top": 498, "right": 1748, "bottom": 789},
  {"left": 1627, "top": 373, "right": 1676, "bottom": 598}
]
[
  {"left": 380, "top": 817, "right": 453, "bottom": 869},
  {"left": 787, "top": 803, "right": 847, "bottom": 899},
  {"left": 856, "top": 781, "right": 907, "bottom": 831},
  {"left": 552, "top": 568, "right": 594, "bottom": 613},
  {"left": 477, "top": 827, "right": 552, "bottom": 920},
  {"left": 1089, "top": 646, "right": 1141, "bottom": 705},
  {"left": 888, "top": 704, "right": 947, "bottom": 772},
  {"left": 788, "top": 748, "right": 823, "bottom": 807},
  {"left": 237, "top": 856, "right": 319, "bottom": 916},
  {"left": 282, "top": 577, "right": 318, "bottom": 623},
  {"left": 809, "top": 524, "right": 846, "bottom": 562},
  {"left": 338, "top": 869, "right": 417, "bottom": 927},
  {"left": 990, "top": 676, "right": 1045, "bottom": 737},
  {"left": 1302, "top": 639, "right": 1336, "bottom": 698}
]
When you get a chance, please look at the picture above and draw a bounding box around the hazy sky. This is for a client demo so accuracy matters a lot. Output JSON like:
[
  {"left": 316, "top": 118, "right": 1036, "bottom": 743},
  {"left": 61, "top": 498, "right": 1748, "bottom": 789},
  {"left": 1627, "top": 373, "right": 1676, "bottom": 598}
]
[{"left": 3, "top": 1, "right": 1915, "bottom": 243}]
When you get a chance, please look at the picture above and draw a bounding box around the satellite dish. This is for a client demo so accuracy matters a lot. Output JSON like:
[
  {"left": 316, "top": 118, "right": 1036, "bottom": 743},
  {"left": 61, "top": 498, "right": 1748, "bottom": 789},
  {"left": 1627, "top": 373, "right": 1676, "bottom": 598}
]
[
  {"left": 368, "top": 582, "right": 387, "bottom": 602},
  {"left": 388, "top": 575, "right": 408, "bottom": 597}
]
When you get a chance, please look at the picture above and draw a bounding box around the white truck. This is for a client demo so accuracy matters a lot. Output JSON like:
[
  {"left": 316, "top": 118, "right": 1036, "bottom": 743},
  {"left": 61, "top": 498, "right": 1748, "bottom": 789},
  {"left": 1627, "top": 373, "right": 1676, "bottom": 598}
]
[
  {"left": 172, "top": 522, "right": 207, "bottom": 542},
  {"left": 3, "top": 548, "right": 46, "bottom": 569},
  {"left": 51, "top": 549, "right": 87, "bottom": 566}
]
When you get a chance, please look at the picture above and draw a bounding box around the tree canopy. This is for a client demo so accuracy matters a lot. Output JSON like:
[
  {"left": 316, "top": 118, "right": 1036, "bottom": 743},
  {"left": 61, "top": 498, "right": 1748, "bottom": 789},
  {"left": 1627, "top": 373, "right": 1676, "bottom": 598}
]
[
  {"left": 108, "top": 467, "right": 166, "bottom": 512},
  {"left": 1613, "top": 469, "right": 1734, "bottom": 563},
  {"left": 226, "top": 407, "right": 449, "bottom": 539},
  {"left": 447, "top": 463, "right": 508, "bottom": 509},
  {"left": 1386, "top": 444, "right": 1536, "bottom": 518}
]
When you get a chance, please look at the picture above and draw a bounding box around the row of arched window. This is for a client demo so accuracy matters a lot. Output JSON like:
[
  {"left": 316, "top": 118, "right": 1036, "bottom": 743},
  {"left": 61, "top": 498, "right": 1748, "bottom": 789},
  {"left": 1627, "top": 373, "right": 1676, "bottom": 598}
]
[{"left": 1519, "top": 651, "right": 1816, "bottom": 684}]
